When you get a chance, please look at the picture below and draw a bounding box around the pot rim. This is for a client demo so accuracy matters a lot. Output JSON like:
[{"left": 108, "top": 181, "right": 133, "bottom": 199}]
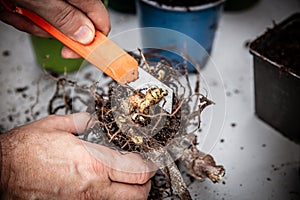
[
  {"left": 139, "top": 0, "right": 225, "bottom": 12},
  {"left": 249, "top": 48, "right": 300, "bottom": 79},
  {"left": 249, "top": 13, "right": 300, "bottom": 79}
]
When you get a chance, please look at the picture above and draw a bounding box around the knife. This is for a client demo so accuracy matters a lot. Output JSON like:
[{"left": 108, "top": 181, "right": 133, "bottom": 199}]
[{"left": 1, "top": 0, "right": 173, "bottom": 113}]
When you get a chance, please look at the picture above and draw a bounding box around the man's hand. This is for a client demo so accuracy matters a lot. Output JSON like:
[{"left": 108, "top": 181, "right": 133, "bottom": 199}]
[
  {"left": 0, "top": 0, "right": 110, "bottom": 58},
  {"left": 0, "top": 113, "right": 156, "bottom": 199}
]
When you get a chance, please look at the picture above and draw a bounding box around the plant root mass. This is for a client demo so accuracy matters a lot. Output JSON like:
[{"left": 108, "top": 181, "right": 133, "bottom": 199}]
[{"left": 45, "top": 51, "right": 225, "bottom": 200}]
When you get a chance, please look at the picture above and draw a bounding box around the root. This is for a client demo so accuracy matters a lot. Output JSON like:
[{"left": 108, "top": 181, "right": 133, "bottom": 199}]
[
  {"left": 37, "top": 50, "right": 225, "bottom": 199},
  {"left": 180, "top": 135, "right": 225, "bottom": 183}
]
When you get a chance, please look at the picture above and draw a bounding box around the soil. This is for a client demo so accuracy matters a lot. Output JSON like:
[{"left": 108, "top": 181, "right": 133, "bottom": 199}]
[
  {"left": 15, "top": 86, "right": 29, "bottom": 93},
  {"left": 92, "top": 92, "right": 182, "bottom": 153},
  {"left": 250, "top": 15, "right": 300, "bottom": 75},
  {"left": 148, "top": 0, "right": 220, "bottom": 7}
]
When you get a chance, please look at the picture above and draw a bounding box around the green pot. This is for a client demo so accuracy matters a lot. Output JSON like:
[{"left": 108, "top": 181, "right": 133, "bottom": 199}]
[{"left": 30, "top": 35, "right": 84, "bottom": 74}]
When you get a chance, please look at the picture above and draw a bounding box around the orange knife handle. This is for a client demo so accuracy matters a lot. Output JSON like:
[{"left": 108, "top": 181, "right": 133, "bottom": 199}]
[{"left": 0, "top": 0, "right": 138, "bottom": 84}]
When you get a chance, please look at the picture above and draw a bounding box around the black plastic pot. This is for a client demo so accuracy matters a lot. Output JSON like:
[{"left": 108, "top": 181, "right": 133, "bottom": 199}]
[{"left": 250, "top": 13, "right": 300, "bottom": 144}]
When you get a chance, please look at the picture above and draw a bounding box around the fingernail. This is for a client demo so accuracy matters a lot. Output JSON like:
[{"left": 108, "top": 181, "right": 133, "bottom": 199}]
[
  {"left": 72, "top": 25, "right": 94, "bottom": 44},
  {"left": 61, "top": 46, "right": 81, "bottom": 59},
  {"left": 73, "top": 112, "right": 95, "bottom": 133}
]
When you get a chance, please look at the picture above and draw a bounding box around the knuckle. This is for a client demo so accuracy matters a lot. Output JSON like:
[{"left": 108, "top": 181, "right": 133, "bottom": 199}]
[
  {"left": 69, "top": 0, "right": 96, "bottom": 7},
  {"left": 45, "top": 114, "right": 69, "bottom": 125},
  {"left": 45, "top": 114, "right": 58, "bottom": 122},
  {"left": 60, "top": 115, "right": 73, "bottom": 126},
  {"left": 53, "top": 6, "right": 77, "bottom": 31},
  {"left": 80, "top": 187, "right": 93, "bottom": 200},
  {"left": 39, "top": 114, "right": 59, "bottom": 128}
]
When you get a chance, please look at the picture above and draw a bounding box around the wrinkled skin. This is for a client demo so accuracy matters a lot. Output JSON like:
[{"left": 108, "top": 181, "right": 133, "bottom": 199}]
[{"left": 0, "top": 113, "right": 156, "bottom": 199}]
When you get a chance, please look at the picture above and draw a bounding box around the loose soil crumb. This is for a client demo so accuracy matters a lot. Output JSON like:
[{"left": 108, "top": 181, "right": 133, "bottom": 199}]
[
  {"left": 8, "top": 115, "right": 13, "bottom": 122},
  {"left": 2, "top": 50, "right": 10, "bottom": 57},
  {"left": 0, "top": 125, "right": 5, "bottom": 134},
  {"left": 234, "top": 89, "right": 240, "bottom": 94},
  {"left": 226, "top": 91, "right": 231, "bottom": 97},
  {"left": 15, "top": 86, "right": 29, "bottom": 93}
]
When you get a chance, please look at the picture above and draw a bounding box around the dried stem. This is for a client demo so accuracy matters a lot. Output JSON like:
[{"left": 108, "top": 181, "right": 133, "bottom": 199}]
[{"left": 180, "top": 135, "right": 225, "bottom": 183}]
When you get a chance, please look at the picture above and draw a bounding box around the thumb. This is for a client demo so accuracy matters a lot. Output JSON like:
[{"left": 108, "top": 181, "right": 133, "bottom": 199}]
[
  {"left": 28, "top": 1, "right": 95, "bottom": 44},
  {"left": 41, "top": 112, "right": 95, "bottom": 134},
  {"left": 84, "top": 142, "right": 157, "bottom": 184}
]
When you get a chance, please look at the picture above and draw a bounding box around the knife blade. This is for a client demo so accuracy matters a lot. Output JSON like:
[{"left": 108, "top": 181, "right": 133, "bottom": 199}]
[{"left": 128, "top": 68, "right": 173, "bottom": 114}]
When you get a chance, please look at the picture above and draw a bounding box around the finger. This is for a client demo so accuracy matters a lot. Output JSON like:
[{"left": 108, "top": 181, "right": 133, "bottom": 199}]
[
  {"left": 67, "top": 0, "right": 110, "bottom": 35},
  {"left": 23, "top": 1, "right": 95, "bottom": 44},
  {"left": 83, "top": 142, "right": 157, "bottom": 184},
  {"left": 39, "top": 112, "right": 95, "bottom": 134},
  {"left": 61, "top": 46, "right": 81, "bottom": 59},
  {"left": 108, "top": 180, "right": 151, "bottom": 200},
  {"left": 0, "top": 10, "right": 50, "bottom": 37},
  {"left": 108, "top": 153, "right": 157, "bottom": 184}
]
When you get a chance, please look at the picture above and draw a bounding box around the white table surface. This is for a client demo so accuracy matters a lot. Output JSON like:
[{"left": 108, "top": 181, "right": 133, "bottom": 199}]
[{"left": 0, "top": 0, "right": 299, "bottom": 199}]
